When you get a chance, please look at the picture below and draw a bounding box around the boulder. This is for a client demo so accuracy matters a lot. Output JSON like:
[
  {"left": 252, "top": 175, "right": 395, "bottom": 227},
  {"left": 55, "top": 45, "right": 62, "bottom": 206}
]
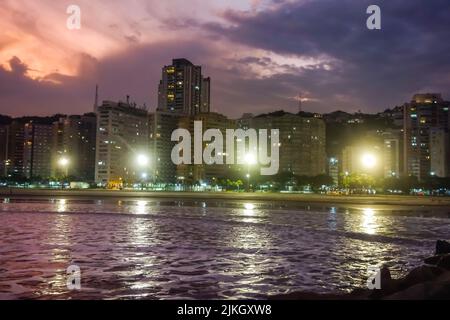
[
  {"left": 435, "top": 240, "right": 450, "bottom": 255},
  {"left": 397, "top": 265, "right": 445, "bottom": 290},
  {"left": 424, "top": 255, "right": 441, "bottom": 265},
  {"left": 368, "top": 266, "right": 399, "bottom": 299},
  {"left": 385, "top": 280, "right": 450, "bottom": 300},
  {"left": 436, "top": 254, "right": 450, "bottom": 270}
]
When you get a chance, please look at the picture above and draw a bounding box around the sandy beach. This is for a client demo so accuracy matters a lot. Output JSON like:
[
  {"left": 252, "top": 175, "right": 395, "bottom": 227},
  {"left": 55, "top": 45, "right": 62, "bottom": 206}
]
[{"left": 1, "top": 188, "right": 450, "bottom": 207}]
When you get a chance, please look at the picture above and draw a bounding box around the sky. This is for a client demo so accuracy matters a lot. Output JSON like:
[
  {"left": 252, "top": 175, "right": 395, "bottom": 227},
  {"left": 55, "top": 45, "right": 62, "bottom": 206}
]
[{"left": 1, "top": 0, "right": 450, "bottom": 118}]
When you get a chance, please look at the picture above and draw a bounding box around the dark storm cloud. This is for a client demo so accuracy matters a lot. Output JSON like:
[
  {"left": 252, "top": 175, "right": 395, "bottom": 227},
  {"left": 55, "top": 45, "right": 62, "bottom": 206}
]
[
  {"left": 205, "top": 0, "right": 450, "bottom": 112},
  {"left": 0, "top": 41, "right": 215, "bottom": 117},
  {"left": 0, "top": 56, "right": 96, "bottom": 116},
  {"left": 1, "top": 0, "right": 450, "bottom": 117}
]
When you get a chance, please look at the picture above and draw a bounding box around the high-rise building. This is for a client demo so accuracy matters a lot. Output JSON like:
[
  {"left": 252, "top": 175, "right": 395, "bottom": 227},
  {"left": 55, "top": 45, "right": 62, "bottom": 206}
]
[
  {"left": 251, "top": 111, "right": 327, "bottom": 176},
  {"left": 201, "top": 77, "right": 211, "bottom": 113},
  {"left": 430, "top": 128, "right": 449, "bottom": 177},
  {"left": 22, "top": 122, "right": 53, "bottom": 179},
  {"left": 52, "top": 114, "right": 97, "bottom": 181},
  {"left": 95, "top": 100, "right": 149, "bottom": 187},
  {"left": 0, "top": 125, "right": 9, "bottom": 177},
  {"left": 328, "top": 157, "right": 339, "bottom": 186},
  {"left": 6, "top": 121, "right": 25, "bottom": 177},
  {"left": 175, "top": 112, "right": 237, "bottom": 184},
  {"left": 157, "top": 58, "right": 210, "bottom": 115},
  {"left": 403, "top": 93, "right": 450, "bottom": 180},
  {"left": 148, "top": 111, "right": 183, "bottom": 184},
  {"left": 382, "top": 130, "right": 402, "bottom": 178}
]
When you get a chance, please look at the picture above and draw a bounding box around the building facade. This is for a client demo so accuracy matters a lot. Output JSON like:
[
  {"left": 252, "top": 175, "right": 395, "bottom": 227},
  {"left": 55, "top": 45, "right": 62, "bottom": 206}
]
[
  {"left": 23, "top": 122, "right": 53, "bottom": 179},
  {"left": 157, "top": 58, "right": 210, "bottom": 115},
  {"left": 175, "top": 112, "right": 237, "bottom": 184},
  {"left": 0, "top": 125, "right": 9, "bottom": 177},
  {"left": 95, "top": 101, "right": 149, "bottom": 187},
  {"left": 52, "top": 114, "right": 97, "bottom": 181},
  {"left": 251, "top": 111, "right": 327, "bottom": 177},
  {"left": 403, "top": 93, "right": 450, "bottom": 180},
  {"left": 148, "top": 111, "right": 183, "bottom": 184},
  {"left": 430, "top": 128, "right": 449, "bottom": 177},
  {"left": 6, "top": 121, "right": 25, "bottom": 178},
  {"left": 382, "top": 130, "right": 402, "bottom": 178}
]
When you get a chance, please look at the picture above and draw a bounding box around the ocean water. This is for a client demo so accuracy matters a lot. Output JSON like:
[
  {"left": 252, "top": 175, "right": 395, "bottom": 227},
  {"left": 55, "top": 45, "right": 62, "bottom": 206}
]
[{"left": 0, "top": 197, "right": 448, "bottom": 299}]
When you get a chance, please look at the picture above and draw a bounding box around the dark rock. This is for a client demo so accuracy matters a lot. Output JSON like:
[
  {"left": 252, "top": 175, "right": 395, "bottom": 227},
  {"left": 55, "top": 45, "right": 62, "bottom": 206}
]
[
  {"left": 385, "top": 280, "right": 450, "bottom": 300},
  {"left": 436, "top": 254, "right": 450, "bottom": 270},
  {"left": 435, "top": 240, "right": 450, "bottom": 255},
  {"left": 424, "top": 255, "right": 441, "bottom": 265},
  {"left": 398, "top": 265, "right": 445, "bottom": 290},
  {"left": 369, "top": 266, "right": 399, "bottom": 299}
]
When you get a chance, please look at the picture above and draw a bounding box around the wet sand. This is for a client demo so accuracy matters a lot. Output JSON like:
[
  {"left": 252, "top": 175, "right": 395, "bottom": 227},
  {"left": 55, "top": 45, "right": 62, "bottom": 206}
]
[{"left": 1, "top": 188, "right": 450, "bottom": 207}]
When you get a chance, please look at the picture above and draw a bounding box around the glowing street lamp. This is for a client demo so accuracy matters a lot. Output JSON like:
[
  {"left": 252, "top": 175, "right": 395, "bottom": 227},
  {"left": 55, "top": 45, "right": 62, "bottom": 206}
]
[
  {"left": 58, "top": 157, "right": 69, "bottom": 167},
  {"left": 244, "top": 153, "right": 257, "bottom": 165},
  {"left": 58, "top": 156, "right": 69, "bottom": 189},
  {"left": 361, "top": 153, "right": 376, "bottom": 169},
  {"left": 136, "top": 154, "right": 150, "bottom": 190},
  {"left": 244, "top": 153, "right": 256, "bottom": 191},
  {"left": 136, "top": 154, "right": 149, "bottom": 167}
]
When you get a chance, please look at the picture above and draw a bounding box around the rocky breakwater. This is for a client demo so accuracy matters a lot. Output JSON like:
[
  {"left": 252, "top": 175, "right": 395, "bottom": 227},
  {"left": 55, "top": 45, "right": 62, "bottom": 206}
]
[{"left": 270, "top": 240, "right": 450, "bottom": 300}]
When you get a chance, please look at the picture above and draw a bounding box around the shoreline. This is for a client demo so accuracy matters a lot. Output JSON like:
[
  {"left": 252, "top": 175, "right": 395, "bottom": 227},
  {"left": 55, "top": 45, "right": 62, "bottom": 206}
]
[{"left": 1, "top": 188, "right": 450, "bottom": 207}]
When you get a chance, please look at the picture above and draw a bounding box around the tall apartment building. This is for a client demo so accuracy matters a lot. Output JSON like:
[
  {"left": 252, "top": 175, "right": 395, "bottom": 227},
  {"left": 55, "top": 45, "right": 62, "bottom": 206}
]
[
  {"left": 148, "top": 111, "right": 183, "bottom": 184},
  {"left": 52, "top": 113, "right": 97, "bottom": 181},
  {"left": 403, "top": 93, "right": 450, "bottom": 180},
  {"left": 328, "top": 157, "right": 339, "bottom": 186},
  {"left": 6, "top": 121, "right": 25, "bottom": 177},
  {"left": 95, "top": 101, "right": 149, "bottom": 187},
  {"left": 22, "top": 122, "right": 53, "bottom": 179},
  {"left": 382, "top": 130, "right": 402, "bottom": 178},
  {"left": 0, "top": 125, "right": 9, "bottom": 177},
  {"left": 251, "top": 111, "right": 327, "bottom": 176},
  {"left": 430, "top": 128, "right": 449, "bottom": 177},
  {"left": 157, "top": 58, "right": 211, "bottom": 115},
  {"left": 176, "top": 112, "right": 237, "bottom": 184}
]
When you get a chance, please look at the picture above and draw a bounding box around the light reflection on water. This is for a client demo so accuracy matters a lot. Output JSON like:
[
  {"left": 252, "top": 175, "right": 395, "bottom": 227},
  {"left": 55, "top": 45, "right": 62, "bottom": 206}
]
[
  {"left": 362, "top": 208, "right": 377, "bottom": 235},
  {"left": 57, "top": 199, "right": 67, "bottom": 213},
  {"left": 134, "top": 200, "right": 149, "bottom": 215},
  {"left": 0, "top": 198, "right": 449, "bottom": 299}
]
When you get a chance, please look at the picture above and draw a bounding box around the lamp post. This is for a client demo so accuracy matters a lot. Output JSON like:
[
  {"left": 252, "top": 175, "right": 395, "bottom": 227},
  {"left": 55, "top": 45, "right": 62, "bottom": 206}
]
[
  {"left": 361, "top": 153, "right": 377, "bottom": 170},
  {"left": 58, "top": 157, "right": 69, "bottom": 189},
  {"left": 244, "top": 153, "right": 256, "bottom": 192},
  {"left": 136, "top": 154, "right": 149, "bottom": 190},
  {"left": 360, "top": 152, "right": 377, "bottom": 192}
]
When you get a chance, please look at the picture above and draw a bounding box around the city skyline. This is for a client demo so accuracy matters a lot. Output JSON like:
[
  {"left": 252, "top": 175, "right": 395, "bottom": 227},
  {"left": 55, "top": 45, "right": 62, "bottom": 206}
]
[{"left": 1, "top": 0, "right": 450, "bottom": 118}]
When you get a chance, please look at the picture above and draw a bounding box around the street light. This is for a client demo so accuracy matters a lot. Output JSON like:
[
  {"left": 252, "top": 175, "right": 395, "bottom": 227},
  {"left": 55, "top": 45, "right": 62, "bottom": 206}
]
[
  {"left": 244, "top": 153, "right": 256, "bottom": 191},
  {"left": 136, "top": 154, "right": 149, "bottom": 167},
  {"left": 58, "top": 157, "right": 69, "bottom": 189},
  {"left": 136, "top": 154, "right": 150, "bottom": 190},
  {"left": 361, "top": 153, "right": 376, "bottom": 169},
  {"left": 244, "top": 153, "right": 257, "bottom": 165},
  {"left": 58, "top": 157, "right": 69, "bottom": 167}
]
